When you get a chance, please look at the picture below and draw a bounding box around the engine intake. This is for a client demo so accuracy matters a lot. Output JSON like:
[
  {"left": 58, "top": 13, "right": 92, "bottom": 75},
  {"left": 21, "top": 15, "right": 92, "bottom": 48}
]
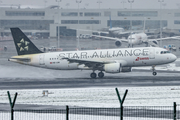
[
  {"left": 115, "top": 40, "right": 122, "bottom": 47},
  {"left": 153, "top": 40, "right": 158, "bottom": 45}
]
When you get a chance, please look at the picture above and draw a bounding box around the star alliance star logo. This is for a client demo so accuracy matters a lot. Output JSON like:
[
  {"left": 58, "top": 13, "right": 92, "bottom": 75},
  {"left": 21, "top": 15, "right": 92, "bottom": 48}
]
[{"left": 17, "top": 38, "right": 30, "bottom": 51}]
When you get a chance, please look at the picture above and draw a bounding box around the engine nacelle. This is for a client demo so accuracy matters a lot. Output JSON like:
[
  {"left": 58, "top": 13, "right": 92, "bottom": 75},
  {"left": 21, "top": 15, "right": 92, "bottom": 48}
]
[
  {"left": 121, "top": 67, "right": 132, "bottom": 72},
  {"left": 115, "top": 40, "right": 122, "bottom": 47},
  {"left": 104, "top": 63, "right": 121, "bottom": 73},
  {"left": 152, "top": 40, "right": 158, "bottom": 45}
]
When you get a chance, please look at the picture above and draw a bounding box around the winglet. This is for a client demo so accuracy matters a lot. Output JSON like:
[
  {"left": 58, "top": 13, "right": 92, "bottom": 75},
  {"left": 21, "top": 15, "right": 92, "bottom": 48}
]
[{"left": 10, "top": 28, "right": 43, "bottom": 55}]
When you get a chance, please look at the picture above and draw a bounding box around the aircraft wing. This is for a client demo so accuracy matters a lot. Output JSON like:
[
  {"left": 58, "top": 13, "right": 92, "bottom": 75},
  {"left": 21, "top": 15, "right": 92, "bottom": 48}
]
[
  {"left": 62, "top": 57, "right": 116, "bottom": 69},
  {"left": 149, "top": 36, "right": 180, "bottom": 42},
  {"left": 71, "top": 28, "right": 109, "bottom": 35},
  {"left": 92, "top": 35, "right": 128, "bottom": 42}
]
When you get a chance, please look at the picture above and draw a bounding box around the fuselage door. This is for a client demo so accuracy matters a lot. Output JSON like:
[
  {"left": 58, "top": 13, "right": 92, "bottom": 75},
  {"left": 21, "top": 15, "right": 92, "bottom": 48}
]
[
  {"left": 39, "top": 55, "right": 45, "bottom": 65},
  {"left": 149, "top": 48, "right": 155, "bottom": 59}
]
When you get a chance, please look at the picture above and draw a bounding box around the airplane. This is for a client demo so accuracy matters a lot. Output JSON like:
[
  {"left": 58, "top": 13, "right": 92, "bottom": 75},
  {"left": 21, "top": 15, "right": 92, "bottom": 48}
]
[
  {"left": 8, "top": 28, "right": 177, "bottom": 78},
  {"left": 93, "top": 32, "right": 180, "bottom": 48},
  {"left": 76, "top": 16, "right": 130, "bottom": 39},
  {"left": 103, "top": 16, "right": 130, "bottom": 38}
]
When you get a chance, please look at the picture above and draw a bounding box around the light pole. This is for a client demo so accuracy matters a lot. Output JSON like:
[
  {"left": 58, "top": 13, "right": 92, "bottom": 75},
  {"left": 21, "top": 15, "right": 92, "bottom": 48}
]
[
  {"left": 128, "top": 0, "right": 134, "bottom": 47},
  {"left": 177, "top": 3, "right": 180, "bottom": 9},
  {"left": 44, "top": 0, "right": 47, "bottom": 8},
  {"left": 97, "top": 0, "right": 102, "bottom": 9},
  {"left": 56, "top": 0, "right": 62, "bottom": 49},
  {"left": 66, "top": 3, "right": 70, "bottom": 9},
  {"left": 162, "top": 3, "right": 166, "bottom": 9},
  {"left": 0, "top": 0, "right": 2, "bottom": 37},
  {"left": 76, "top": 0, "right": 82, "bottom": 50},
  {"left": 158, "top": 0, "right": 164, "bottom": 47},
  {"left": 121, "top": 0, "right": 126, "bottom": 9}
]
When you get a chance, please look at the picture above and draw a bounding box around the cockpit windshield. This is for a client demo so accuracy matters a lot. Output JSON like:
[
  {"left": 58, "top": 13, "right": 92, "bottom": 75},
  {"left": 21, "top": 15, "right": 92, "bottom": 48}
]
[
  {"left": 129, "top": 38, "right": 135, "bottom": 40},
  {"left": 161, "top": 51, "right": 171, "bottom": 54}
]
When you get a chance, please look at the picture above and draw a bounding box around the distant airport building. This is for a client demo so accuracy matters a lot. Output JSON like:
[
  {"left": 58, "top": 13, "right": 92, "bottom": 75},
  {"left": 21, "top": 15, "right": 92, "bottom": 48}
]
[{"left": 0, "top": 5, "right": 180, "bottom": 38}]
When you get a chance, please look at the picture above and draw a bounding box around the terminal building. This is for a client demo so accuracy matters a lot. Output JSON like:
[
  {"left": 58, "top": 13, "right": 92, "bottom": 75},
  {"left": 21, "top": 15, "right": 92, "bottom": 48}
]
[{"left": 0, "top": 5, "right": 180, "bottom": 38}]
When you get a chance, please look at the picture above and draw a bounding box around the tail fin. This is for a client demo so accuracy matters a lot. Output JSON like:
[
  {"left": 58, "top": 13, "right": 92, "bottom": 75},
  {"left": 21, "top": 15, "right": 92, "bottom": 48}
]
[{"left": 10, "top": 28, "right": 43, "bottom": 55}]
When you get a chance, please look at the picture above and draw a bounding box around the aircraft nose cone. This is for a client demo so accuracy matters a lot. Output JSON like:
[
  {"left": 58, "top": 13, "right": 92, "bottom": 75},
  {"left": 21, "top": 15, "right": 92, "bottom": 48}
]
[{"left": 172, "top": 54, "right": 177, "bottom": 62}]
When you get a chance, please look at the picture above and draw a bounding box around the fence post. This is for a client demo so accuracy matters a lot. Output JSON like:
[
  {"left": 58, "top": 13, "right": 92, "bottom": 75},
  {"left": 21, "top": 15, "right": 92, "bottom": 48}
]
[
  {"left": 7, "top": 91, "right": 18, "bottom": 120},
  {"left": 66, "top": 105, "right": 69, "bottom": 120},
  {"left": 174, "top": 102, "right": 176, "bottom": 120},
  {"left": 115, "top": 88, "right": 128, "bottom": 120}
]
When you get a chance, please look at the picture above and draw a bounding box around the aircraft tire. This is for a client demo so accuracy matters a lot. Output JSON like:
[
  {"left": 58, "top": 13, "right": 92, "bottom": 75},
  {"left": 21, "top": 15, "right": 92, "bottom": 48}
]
[
  {"left": 153, "top": 72, "right": 157, "bottom": 76},
  {"left": 90, "top": 73, "right": 97, "bottom": 78},
  {"left": 98, "top": 72, "right": 104, "bottom": 78}
]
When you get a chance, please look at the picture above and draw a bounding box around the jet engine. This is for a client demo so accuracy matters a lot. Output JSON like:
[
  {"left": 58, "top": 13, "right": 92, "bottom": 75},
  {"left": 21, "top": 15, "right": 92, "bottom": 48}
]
[
  {"left": 115, "top": 40, "right": 122, "bottom": 47},
  {"left": 104, "top": 63, "right": 122, "bottom": 73},
  {"left": 121, "top": 67, "right": 132, "bottom": 72},
  {"left": 152, "top": 40, "right": 158, "bottom": 45}
]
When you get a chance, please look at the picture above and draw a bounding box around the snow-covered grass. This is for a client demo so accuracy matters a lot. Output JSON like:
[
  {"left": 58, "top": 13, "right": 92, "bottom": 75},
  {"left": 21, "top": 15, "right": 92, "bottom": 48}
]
[
  {"left": 0, "top": 86, "right": 180, "bottom": 107},
  {"left": 0, "top": 85, "right": 179, "bottom": 120}
]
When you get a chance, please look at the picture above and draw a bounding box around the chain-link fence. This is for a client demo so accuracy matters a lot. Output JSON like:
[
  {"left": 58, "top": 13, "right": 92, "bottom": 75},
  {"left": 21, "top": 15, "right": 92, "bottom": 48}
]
[{"left": 0, "top": 105, "right": 178, "bottom": 120}]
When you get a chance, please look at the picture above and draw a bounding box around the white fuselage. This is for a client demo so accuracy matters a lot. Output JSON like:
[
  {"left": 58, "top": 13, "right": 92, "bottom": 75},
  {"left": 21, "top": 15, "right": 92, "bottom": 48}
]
[
  {"left": 128, "top": 33, "right": 148, "bottom": 46},
  {"left": 10, "top": 47, "right": 177, "bottom": 71}
]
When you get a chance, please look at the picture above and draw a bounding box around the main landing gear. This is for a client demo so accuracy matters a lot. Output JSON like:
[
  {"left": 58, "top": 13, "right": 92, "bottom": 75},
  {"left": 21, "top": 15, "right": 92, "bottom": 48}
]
[
  {"left": 98, "top": 72, "right": 104, "bottom": 78},
  {"left": 90, "top": 71, "right": 104, "bottom": 78},
  {"left": 152, "top": 65, "right": 157, "bottom": 76}
]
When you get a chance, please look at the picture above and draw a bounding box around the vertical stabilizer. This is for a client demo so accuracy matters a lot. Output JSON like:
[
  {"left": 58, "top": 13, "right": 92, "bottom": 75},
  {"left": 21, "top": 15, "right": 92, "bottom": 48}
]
[{"left": 10, "top": 28, "right": 43, "bottom": 55}]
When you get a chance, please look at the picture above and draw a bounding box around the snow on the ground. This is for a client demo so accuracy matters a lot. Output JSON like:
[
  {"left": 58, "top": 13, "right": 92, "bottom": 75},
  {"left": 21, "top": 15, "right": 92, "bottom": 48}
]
[{"left": 0, "top": 86, "right": 180, "bottom": 107}]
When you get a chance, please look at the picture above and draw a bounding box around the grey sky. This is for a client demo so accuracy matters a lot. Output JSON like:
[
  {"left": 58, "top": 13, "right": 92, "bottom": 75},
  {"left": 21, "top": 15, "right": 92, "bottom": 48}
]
[{"left": 1, "top": 0, "right": 180, "bottom": 9}]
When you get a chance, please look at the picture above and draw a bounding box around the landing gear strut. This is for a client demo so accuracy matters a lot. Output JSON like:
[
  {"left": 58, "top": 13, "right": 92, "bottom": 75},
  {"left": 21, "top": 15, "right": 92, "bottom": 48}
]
[
  {"left": 152, "top": 65, "right": 157, "bottom": 76},
  {"left": 98, "top": 72, "right": 104, "bottom": 78},
  {"left": 128, "top": 44, "right": 133, "bottom": 48}
]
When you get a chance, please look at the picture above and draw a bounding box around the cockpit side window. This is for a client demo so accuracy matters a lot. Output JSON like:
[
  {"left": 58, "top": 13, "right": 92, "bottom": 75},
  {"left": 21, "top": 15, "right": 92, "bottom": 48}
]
[{"left": 161, "top": 51, "right": 170, "bottom": 54}]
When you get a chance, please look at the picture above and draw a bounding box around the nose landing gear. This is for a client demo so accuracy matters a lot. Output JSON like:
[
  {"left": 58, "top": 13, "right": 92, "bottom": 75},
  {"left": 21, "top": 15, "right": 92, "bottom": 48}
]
[
  {"left": 152, "top": 65, "right": 157, "bottom": 76},
  {"left": 153, "top": 72, "right": 157, "bottom": 76}
]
